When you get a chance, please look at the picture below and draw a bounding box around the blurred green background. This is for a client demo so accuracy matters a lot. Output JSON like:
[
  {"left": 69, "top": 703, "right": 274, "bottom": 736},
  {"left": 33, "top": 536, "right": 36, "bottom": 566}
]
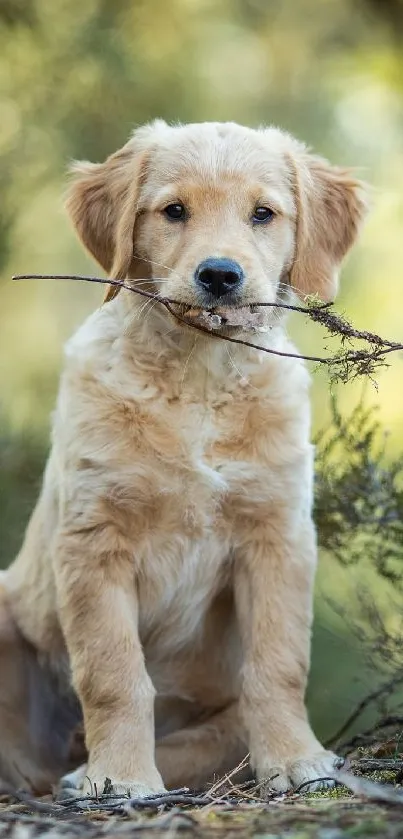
[{"left": 1, "top": 0, "right": 403, "bottom": 743}]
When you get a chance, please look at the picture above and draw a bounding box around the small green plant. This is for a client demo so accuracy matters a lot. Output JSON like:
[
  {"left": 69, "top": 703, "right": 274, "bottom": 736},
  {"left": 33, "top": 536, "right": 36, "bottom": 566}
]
[{"left": 315, "top": 397, "right": 403, "bottom": 581}]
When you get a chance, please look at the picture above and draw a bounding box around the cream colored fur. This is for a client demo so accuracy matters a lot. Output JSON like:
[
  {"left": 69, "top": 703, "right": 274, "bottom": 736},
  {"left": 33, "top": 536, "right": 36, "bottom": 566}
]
[{"left": 0, "top": 121, "right": 367, "bottom": 796}]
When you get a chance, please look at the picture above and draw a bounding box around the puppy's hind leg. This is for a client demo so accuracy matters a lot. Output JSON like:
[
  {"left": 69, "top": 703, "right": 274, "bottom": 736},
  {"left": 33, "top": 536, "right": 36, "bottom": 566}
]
[
  {"left": 0, "top": 579, "right": 80, "bottom": 793},
  {"left": 156, "top": 703, "right": 250, "bottom": 791}
]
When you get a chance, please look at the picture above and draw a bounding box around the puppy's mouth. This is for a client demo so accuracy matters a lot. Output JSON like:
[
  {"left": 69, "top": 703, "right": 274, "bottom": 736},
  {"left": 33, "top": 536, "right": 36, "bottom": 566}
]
[{"left": 177, "top": 304, "right": 267, "bottom": 333}]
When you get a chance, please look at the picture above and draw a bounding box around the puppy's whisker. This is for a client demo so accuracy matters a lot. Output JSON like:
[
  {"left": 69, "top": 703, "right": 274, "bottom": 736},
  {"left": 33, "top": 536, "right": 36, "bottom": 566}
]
[
  {"left": 226, "top": 346, "right": 260, "bottom": 392},
  {"left": 136, "top": 297, "right": 154, "bottom": 320},
  {"left": 280, "top": 261, "right": 335, "bottom": 298},
  {"left": 225, "top": 345, "right": 243, "bottom": 379},
  {"left": 206, "top": 343, "right": 212, "bottom": 393},
  {"left": 136, "top": 255, "right": 182, "bottom": 279},
  {"left": 147, "top": 300, "right": 159, "bottom": 318},
  {"left": 180, "top": 337, "right": 198, "bottom": 385},
  {"left": 277, "top": 280, "right": 300, "bottom": 297},
  {"left": 129, "top": 278, "right": 172, "bottom": 287},
  {"left": 135, "top": 275, "right": 172, "bottom": 290}
]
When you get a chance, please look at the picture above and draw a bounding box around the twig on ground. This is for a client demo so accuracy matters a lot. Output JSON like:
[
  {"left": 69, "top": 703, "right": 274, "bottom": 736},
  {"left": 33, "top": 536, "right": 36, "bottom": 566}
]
[
  {"left": 206, "top": 753, "right": 250, "bottom": 797},
  {"left": 59, "top": 790, "right": 237, "bottom": 814},
  {"left": 293, "top": 777, "right": 342, "bottom": 794},
  {"left": 57, "top": 787, "right": 190, "bottom": 808},
  {"left": 0, "top": 785, "right": 65, "bottom": 816},
  {"left": 352, "top": 759, "right": 403, "bottom": 773},
  {"left": 339, "top": 716, "right": 403, "bottom": 754},
  {"left": 334, "top": 768, "right": 403, "bottom": 805}
]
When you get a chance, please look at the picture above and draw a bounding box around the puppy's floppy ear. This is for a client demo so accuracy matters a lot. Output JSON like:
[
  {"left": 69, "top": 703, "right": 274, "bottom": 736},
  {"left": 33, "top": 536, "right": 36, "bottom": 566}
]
[
  {"left": 287, "top": 145, "right": 369, "bottom": 301},
  {"left": 65, "top": 122, "right": 163, "bottom": 302}
]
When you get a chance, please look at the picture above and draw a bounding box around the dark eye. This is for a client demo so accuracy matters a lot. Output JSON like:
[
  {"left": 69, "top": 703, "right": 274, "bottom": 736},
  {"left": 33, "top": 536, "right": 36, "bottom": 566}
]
[
  {"left": 252, "top": 206, "right": 275, "bottom": 223},
  {"left": 163, "top": 203, "right": 187, "bottom": 220}
]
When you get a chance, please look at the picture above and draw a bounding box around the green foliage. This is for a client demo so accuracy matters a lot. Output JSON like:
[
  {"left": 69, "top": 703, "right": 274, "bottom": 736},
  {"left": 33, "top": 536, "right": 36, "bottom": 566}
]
[
  {"left": 315, "top": 400, "right": 403, "bottom": 731},
  {"left": 315, "top": 398, "right": 403, "bottom": 581},
  {"left": 0, "top": 419, "right": 47, "bottom": 568}
]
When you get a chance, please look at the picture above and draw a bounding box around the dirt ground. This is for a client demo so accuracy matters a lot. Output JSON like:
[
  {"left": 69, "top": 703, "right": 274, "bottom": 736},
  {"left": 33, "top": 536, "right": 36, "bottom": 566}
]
[
  {"left": 3, "top": 741, "right": 403, "bottom": 839},
  {"left": 2, "top": 793, "right": 403, "bottom": 839}
]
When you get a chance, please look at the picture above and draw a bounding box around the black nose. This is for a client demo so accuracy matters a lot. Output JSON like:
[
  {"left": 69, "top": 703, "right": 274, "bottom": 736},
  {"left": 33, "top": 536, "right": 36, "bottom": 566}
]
[{"left": 195, "top": 257, "right": 244, "bottom": 299}]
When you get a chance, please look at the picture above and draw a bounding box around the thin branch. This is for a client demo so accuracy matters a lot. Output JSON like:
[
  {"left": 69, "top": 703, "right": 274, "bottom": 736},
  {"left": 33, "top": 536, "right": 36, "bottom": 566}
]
[
  {"left": 338, "top": 716, "right": 403, "bottom": 754},
  {"left": 161, "top": 297, "right": 328, "bottom": 362},
  {"left": 12, "top": 273, "right": 332, "bottom": 314},
  {"left": 334, "top": 768, "right": 403, "bottom": 805},
  {"left": 207, "top": 753, "right": 250, "bottom": 797},
  {"left": 326, "top": 675, "right": 403, "bottom": 748},
  {"left": 0, "top": 785, "right": 65, "bottom": 816},
  {"left": 308, "top": 307, "right": 402, "bottom": 350},
  {"left": 352, "top": 759, "right": 403, "bottom": 773},
  {"left": 58, "top": 790, "right": 256, "bottom": 814},
  {"left": 12, "top": 273, "right": 403, "bottom": 382},
  {"left": 56, "top": 787, "right": 190, "bottom": 807},
  {"left": 293, "top": 777, "right": 342, "bottom": 794},
  {"left": 11, "top": 273, "right": 330, "bottom": 363}
]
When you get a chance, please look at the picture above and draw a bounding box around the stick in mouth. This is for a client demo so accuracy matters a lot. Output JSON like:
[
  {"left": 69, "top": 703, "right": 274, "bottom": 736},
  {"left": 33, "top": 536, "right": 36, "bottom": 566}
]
[{"left": 182, "top": 305, "right": 267, "bottom": 332}]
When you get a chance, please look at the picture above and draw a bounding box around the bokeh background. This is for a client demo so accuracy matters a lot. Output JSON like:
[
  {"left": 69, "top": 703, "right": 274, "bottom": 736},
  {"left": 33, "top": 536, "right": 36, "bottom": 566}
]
[{"left": 1, "top": 0, "right": 402, "bottom": 743}]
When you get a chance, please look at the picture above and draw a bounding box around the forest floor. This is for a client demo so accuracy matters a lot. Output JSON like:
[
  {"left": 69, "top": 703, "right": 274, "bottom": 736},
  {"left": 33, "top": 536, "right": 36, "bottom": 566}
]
[{"left": 2, "top": 733, "right": 403, "bottom": 839}]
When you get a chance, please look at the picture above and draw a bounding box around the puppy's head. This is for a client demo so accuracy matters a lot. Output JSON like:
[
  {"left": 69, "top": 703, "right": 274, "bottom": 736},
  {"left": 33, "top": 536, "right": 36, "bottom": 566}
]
[{"left": 66, "top": 121, "right": 368, "bottom": 322}]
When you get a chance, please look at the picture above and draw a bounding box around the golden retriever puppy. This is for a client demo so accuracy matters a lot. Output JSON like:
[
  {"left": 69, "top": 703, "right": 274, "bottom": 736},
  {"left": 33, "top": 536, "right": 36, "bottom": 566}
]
[{"left": 0, "top": 121, "right": 367, "bottom": 797}]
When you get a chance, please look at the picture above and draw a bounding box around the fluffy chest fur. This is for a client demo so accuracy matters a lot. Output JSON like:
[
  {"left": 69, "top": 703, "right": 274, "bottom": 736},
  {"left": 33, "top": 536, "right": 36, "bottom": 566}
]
[{"left": 53, "top": 301, "right": 312, "bottom": 646}]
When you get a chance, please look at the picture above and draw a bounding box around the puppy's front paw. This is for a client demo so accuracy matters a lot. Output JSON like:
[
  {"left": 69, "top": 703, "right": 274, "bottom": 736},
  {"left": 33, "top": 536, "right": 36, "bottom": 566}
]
[
  {"left": 58, "top": 762, "right": 166, "bottom": 801},
  {"left": 83, "top": 767, "right": 166, "bottom": 799},
  {"left": 260, "top": 750, "right": 344, "bottom": 795}
]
